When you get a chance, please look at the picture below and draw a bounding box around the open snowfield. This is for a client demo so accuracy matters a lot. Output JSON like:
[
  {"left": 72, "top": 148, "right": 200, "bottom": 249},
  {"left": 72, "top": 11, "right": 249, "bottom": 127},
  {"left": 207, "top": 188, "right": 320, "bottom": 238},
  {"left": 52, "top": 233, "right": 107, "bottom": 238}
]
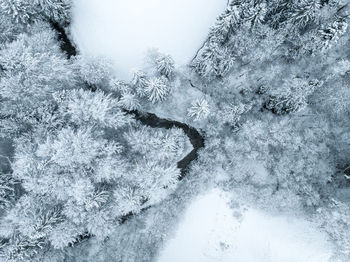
[
  {"left": 157, "top": 189, "right": 334, "bottom": 262},
  {"left": 71, "top": 0, "right": 227, "bottom": 80}
]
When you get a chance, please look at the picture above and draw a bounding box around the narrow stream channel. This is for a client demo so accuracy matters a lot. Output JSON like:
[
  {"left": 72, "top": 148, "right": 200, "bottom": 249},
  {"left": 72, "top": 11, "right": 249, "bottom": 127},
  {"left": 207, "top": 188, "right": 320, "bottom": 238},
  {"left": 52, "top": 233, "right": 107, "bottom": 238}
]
[{"left": 50, "top": 21, "right": 206, "bottom": 242}]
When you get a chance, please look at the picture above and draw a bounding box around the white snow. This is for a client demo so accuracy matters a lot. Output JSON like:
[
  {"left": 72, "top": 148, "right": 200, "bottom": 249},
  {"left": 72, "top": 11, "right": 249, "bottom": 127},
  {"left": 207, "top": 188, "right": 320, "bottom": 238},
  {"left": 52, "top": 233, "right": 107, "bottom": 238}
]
[
  {"left": 157, "top": 189, "right": 334, "bottom": 262},
  {"left": 71, "top": 0, "right": 227, "bottom": 80}
]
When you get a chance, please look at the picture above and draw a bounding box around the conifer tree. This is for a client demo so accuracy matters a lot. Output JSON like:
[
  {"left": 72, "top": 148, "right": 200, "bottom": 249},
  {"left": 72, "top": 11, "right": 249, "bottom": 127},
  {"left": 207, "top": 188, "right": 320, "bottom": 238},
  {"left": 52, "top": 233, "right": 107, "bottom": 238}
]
[
  {"left": 155, "top": 54, "right": 175, "bottom": 80},
  {"left": 188, "top": 98, "right": 210, "bottom": 121},
  {"left": 144, "top": 77, "right": 170, "bottom": 103},
  {"left": 288, "top": 0, "right": 321, "bottom": 28},
  {"left": 265, "top": 78, "right": 322, "bottom": 115}
]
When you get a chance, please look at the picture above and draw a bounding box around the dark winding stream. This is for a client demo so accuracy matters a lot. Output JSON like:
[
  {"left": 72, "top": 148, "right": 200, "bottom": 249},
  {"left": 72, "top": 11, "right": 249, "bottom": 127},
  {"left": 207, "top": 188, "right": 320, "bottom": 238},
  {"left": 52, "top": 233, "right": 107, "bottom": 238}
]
[
  {"left": 128, "top": 110, "right": 204, "bottom": 179},
  {"left": 49, "top": 21, "right": 205, "bottom": 177},
  {"left": 49, "top": 21, "right": 205, "bottom": 237}
]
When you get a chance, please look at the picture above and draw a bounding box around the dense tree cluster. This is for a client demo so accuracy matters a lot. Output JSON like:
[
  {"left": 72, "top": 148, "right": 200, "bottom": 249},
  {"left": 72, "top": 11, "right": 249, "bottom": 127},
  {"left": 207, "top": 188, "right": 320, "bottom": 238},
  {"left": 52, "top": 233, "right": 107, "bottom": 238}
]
[
  {"left": 0, "top": 4, "right": 189, "bottom": 261},
  {"left": 192, "top": 0, "right": 349, "bottom": 80},
  {"left": 0, "top": 0, "right": 71, "bottom": 25},
  {"left": 188, "top": 1, "right": 350, "bottom": 259}
]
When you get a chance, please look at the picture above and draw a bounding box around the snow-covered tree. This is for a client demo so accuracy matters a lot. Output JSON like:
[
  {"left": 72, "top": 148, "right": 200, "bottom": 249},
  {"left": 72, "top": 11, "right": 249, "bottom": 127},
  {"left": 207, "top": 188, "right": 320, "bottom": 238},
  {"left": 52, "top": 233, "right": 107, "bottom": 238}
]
[
  {"left": 0, "top": 0, "right": 72, "bottom": 25},
  {"left": 319, "top": 18, "right": 348, "bottom": 49},
  {"left": 242, "top": 2, "right": 267, "bottom": 31},
  {"left": 73, "top": 55, "right": 112, "bottom": 86},
  {"left": 109, "top": 78, "right": 131, "bottom": 94},
  {"left": 34, "top": 0, "right": 72, "bottom": 24},
  {"left": 288, "top": 0, "right": 321, "bottom": 28},
  {"left": 265, "top": 78, "right": 322, "bottom": 115},
  {"left": 208, "top": 2, "right": 241, "bottom": 43},
  {"left": 124, "top": 126, "right": 187, "bottom": 162},
  {"left": 146, "top": 49, "right": 175, "bottom": 80},
  {"left": 192, "top": 41, "right": 235, "bottom": 80},
  {"left": 118, "top": 92, "right": 141, "bottom": 111},
  {"left": 0, "top": 13, "right": 26, "bottom": 44},
  {"left": 155, "top": 53, "right": 175, "bottom": 80},
  {"left": 218, "top": 102, "right": 248, "bottom": 127},
  {"left": 187, "top": 98, "right": 210, "bottom": 121},
  {"left": 0, "top": 0, "right": 37, "bottom": 24},
  {"left": 144, "top": 77, "right": 170, "bottom": 103},
  {"left": 0, "top": 22, "right": 76, "bottom": 138},
  {"left": 0, "top": 196, "right": 63, "bottom": 261},
  {"left": 0, "top": 173, "right": 16, "bottom": 210},
  {"left": 48, "top": 221, "right": 81, "bottom": 249},
  {"left": 58, "top": 89, "right": 131, "bottom": 128},
  {"left": 131, "top": 70, "right": 149, "bottom": 97}
]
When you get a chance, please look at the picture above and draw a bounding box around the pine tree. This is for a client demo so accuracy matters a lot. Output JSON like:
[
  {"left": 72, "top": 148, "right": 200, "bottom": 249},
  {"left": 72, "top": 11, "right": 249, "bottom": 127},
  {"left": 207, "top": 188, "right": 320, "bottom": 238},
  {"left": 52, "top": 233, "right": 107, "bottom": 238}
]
[
  {"left": 155, "top": 54, "right": 175, "bottom": 80},
  {"left": 265, "top": 78, "right": 322, "bottom": 114},
  {"left": 109, "top": 78, "right": 131, "bottom": 94},
  {"left": 288, "top": 0, "right": 321, "bottom": 28},
  {"left": 192, "top": 41, "right": 235, "bottom": 80},
  {"left": 0, "top": 0, "right": 36, "bottom": 24},
  {"left": 192, "top": 2, "right": 240, "bottom": 80},
  {"left": 242, "top": 2, "right": 267, "bottom": 31},
  {"left": 218, "top": 102, "right": 247, "bottom": 127},
  {"left": 144, "top": 77, "right": 170, "bottom": 103},
  {"left": 131, "top": 70, "right": 149, "bottom": 97},
  {"left": 35, "top": 0, "right": 72, "bottom": 24},
  {"left": 208, "top": 1, "right": 242, "bottom": 43},
  {"left": 0, "top": 196, "right": 63, "bottom": 260},
  {"left": 187, "top": 98, "right": 210, "bottom": 121},
  {"left": 73, "top": 55, "right": 112, "bottom": 86},
  {"left": 118, "top": 92, "right": 141, "bottom": 111},
  {"left": 0, "top": 13, "right": 26, "bottom": 44},
  {"left": 48, "top": 221, "right": 81, "bottom": 249}
]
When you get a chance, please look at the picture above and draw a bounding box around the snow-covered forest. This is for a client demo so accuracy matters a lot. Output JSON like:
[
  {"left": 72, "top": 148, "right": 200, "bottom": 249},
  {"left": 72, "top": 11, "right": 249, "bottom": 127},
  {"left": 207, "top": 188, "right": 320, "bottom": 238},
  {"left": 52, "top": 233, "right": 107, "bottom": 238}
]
[{"left": 1, "top": 0, "right": 350, "bottom": 261}]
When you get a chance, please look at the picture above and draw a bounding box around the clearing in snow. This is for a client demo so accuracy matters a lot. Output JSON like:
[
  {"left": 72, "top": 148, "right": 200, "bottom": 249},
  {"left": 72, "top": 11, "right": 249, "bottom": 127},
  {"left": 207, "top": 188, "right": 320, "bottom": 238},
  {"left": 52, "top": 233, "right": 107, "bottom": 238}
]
[
  {"left": 157, "top": 189, "right": 334, "bottom": 262},
  {"left": 71, "top": 0, "right": 227, "bottom": 80}
]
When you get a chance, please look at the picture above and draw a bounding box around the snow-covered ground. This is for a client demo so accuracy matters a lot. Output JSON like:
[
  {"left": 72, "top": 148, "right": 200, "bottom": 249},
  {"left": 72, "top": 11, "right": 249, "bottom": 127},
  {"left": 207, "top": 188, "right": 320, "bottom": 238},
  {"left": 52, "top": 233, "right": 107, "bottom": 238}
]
[
  {"left": 157, "top": 189, "right": 334, "bottom": 262},
  {"left": 71, "top": 0, "right": 227, "bottom": 80}
]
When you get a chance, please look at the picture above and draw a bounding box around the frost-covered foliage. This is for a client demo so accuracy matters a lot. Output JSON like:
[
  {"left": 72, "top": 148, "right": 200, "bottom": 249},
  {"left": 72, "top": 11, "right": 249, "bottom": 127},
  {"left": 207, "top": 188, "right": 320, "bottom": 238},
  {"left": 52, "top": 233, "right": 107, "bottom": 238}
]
[
  {"left": 319, "top": 18, "right": 348, "bottom": 49},
  {"left": 0, "top": 3, "right": 190, "bottom": 261},
  {"left": 118, "top": 92, "right": 141, "bottom": 111},
  {"left": 144, "top": 76, "right": 170, "bottom": 103},
  {"left": 265, "top": 78, "right": 322, "bottom": 115},
  {"left": 0, "top": 13, "right": 26, "bottom": 44},
  {"left": 132, "top": 70, "right": 149, "bottom": 95},
  {"left": 0, "top": 0, "right": 72, "bottom": 25},
  {"left": 0, "top": 173, "right": 16, "bottom": 210},
  {"left": 187, "top": 98, "right": 210, "bottom": 121},
  {"left": 57, "top": 89, "right": 130, "bottom": 128},
  {"left": 217, "top": 102, "right": 248, "bottom": 127},
  {"left": 0, "top": 79, "right": 188, "bottom": 260},
  {"left": 0, "top": 21, "right": 76, "bottom": 138},
  {"left": 127, "top": 51, "right": 177, "bottom": 106},
  {"left": 73, "top": 55, "right": 113, "bottom": 86},
  {"left": 192, "top": 0, "right": 348, "bottom": 81},
  {"left": 147, "top": 49, "right": 175, "bottom": 79},
  {"left": 125, "top": 126, "right": 187, "bottom": 163}
]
